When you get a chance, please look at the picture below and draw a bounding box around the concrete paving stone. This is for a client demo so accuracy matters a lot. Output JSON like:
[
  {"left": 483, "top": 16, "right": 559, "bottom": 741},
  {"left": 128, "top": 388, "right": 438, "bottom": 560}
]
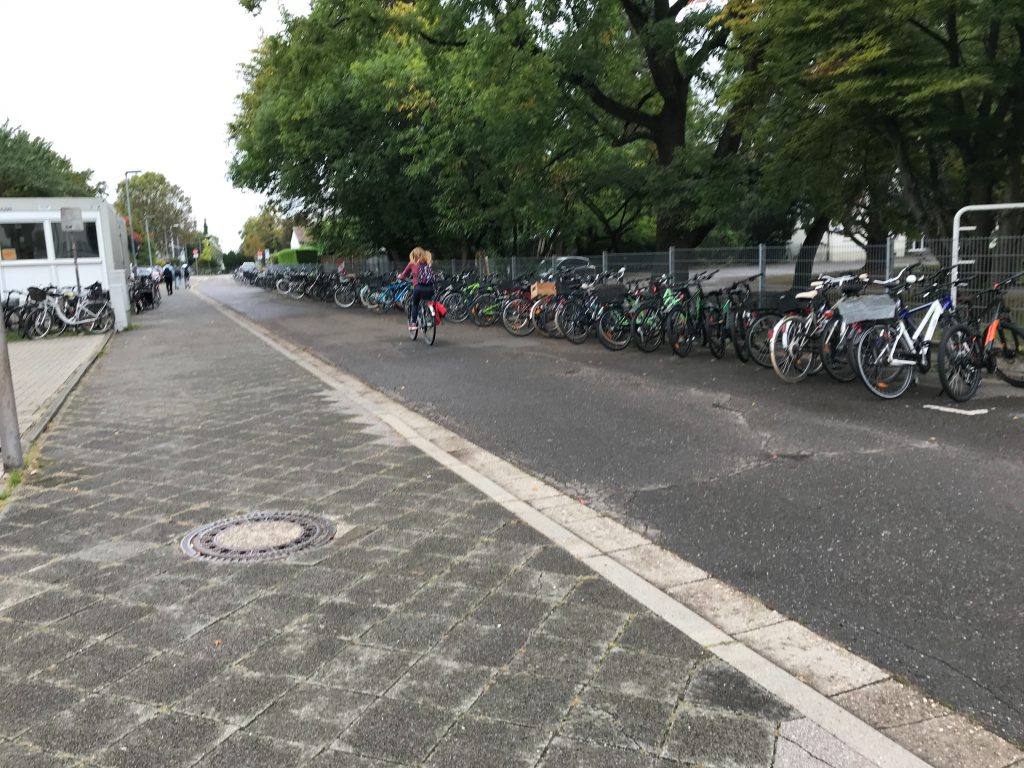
[
  {"left": 278, "top": 564, "right": 365, "bottom": 597},
  {"left": 540, "top": 603, "right": 631, "bottom": 644},
  {"left": 112, "top": 574, "right": 212, "bottom": 607},
  {"left": 610, "top": 544, "right": 708, "bottom": 591},
  {"left": 359, "top": 611, "right": 459, "bottom": 653},
  {"left": 239, "top": 627, "right": 351, "bottom": 678},
  {"left": 407, "top": 534, "right": 478, "bottom": 558},
  {"left": 590, "top": 648, "right": 692, "bottom": 704},
  {"left": 52, "top": 599, "right": 153, "bottom": 639},
  {"left": 385, "top": 551, "right": 454, "bottom": 581},
  {"left": 315, "top": 643, "right": 420, "bottom": 695},
  {"left": 491, "top": 521, "right": 549, "bottom": 547},
  {"left": 43, "top": 639, "right": 154, "bottom": 691},
  {"left": 0, "top": 617, "right": 29, "bottom": 647},
  {"left": 0, "top": 552, "right": 54, "bottom": 577},
  {"left": 19, "top": 558, "right": 103, "bottom": 586},
  {"left": 661, "top": 709, "right": 776, "bottom": 767},
  {"left": 685, "top": 659, "right": 797, "bottom": 721},
  {"left": 735, "top": 620, "right": 889, "bottom": 697},
  {"left": 831, "top": 679, "right": 946, "bottom": 729},
  {"left": 498, "top": 567, "right": 581, "bottom": 603},
  {"left": 387, "top": 657, "right": 494, "bottom": 713},
  {"left": 183, "top": 580, "right": 265, "bottom": 620},
  {"left": 526, "top": 546, "right": 594, "bottom": 577},
  {"left": 464, "top": 538, "right": 541, "bottom": 568},
  {"left": 0, "top": 741, "right": 77, "bottom": 767},
  {"left": 193, "top": 731, "right": 309, "bottom": 768},
  {"left": 430, "top": 619, "right": 531, "bottom": 668},
  {"left": 342, "top": 573, "right": 430, "bottom": 608},
  {"left": 179, "top": 667, "right": 297, "bottom": 726},
  {"left": 107, "top": 650, "right": 231, "bottom": 705},
  {"left": 230, "top": 593, "right": 324, "bottom": 628},
  {"left": 24, "top": 694, "right": 154, "bottom": 759},
  {"left": 0, "top": 578, "right": 49, "bottom": 611},
  {"left": 177, "top": 615, "right": 285, "bottom": 663},
  {"left": 72, "top": 563, "right": 157, "bottom": 595},
  {"left": 73, "top": 540, "right": 160, "bottom": 564},
  {"left": 469, "top": 672, "right": 579, "bottom": 726},
  {"left": 400, "top": 580, "right": 483, "bottom": 618},
  {"left": 883, "top": 714, "right": 1024, "bottom": 768},
  {"left": 425, "top": 715, "right": 550, "bottom": 767},
  {"left": 97, "top": 711, "right": 228, "bottom": 768},
  {"left": 0, "top": 627, "right": 91, "bottom": 675},
  {"left": 299, "top": 600, "right": 390, "bottom": 639},
  {"left": 334, "top": 696, "right": 454, "bottom": 764},
  {"left": 560, "top": 686, "right": 675, "bottom": 754},
  {"left": 444, "top": 558, "right": 518, "bottom": 591},
  {"left": 773, "top": 737, "right": 833, "bottom": 768},
  {"left": 0, "top": 678, "right": 81, "bottom": 737},
  {"left": 563, "top": 577, "right": 641, "bottom": 614},
  {"left": 112, "top": 605, "right": 214, "bottom": 650},
  {"left": 537, "top": 737, "right": 668, "bottom": 768},
  {"left": 245, "top": 682, "right": 374, "bottom": 748},
  {"left": 468, "top": 591, "right": 554, "bottom": 630},
  {"left": 777, "top": 719, "right": 879, "bottom": 768},
  {"left": 615, "top": 613, "right": 707, "bottom": 662}
]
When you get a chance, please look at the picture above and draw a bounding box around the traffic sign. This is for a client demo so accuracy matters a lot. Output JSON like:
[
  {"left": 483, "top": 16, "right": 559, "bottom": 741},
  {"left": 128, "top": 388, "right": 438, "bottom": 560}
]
[{"left": 60, "top": 207, "right": 84, "bottom": 232}]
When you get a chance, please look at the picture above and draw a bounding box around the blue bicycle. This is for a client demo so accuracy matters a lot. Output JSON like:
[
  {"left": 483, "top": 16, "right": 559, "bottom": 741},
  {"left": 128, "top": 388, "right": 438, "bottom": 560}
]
[{"left": 369, "top": 277, "right": 412, "bottom": 313}]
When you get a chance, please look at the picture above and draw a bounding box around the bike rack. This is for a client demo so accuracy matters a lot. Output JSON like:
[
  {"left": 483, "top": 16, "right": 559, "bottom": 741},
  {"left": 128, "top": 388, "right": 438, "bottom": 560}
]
[{"left": 951, "top": 202, "right": 1024, "bottom": 305}]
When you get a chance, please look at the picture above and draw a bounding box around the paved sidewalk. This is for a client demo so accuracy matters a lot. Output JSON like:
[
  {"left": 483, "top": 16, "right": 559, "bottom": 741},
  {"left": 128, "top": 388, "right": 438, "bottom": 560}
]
[
  {"left": 8, "top": 333, "right": 108, "bottom": 440},
  {"left": 0, "top": 292, "right": 932, "bottom": 767}
]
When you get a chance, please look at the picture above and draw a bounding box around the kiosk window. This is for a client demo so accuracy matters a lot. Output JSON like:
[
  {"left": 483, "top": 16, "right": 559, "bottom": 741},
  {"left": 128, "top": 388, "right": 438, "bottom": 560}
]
[
  {"left": 53, "top": 221, "right": 100, "bottom": 259},
  {"left": 0, "top": 222, "right": 47, "bottom": 260}
]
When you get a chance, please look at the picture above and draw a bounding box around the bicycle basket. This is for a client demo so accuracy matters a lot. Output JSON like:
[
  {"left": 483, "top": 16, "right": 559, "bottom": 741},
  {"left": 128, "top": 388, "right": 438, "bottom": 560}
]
[
  {"left": 838, "top": 295, "right": 897, "bottom": 324},
  {"left": 27, "top": 287, "right": 47, "bottom": 302},
  {"left": 591, "top": 283, "right": 627, "bottom": 303}
]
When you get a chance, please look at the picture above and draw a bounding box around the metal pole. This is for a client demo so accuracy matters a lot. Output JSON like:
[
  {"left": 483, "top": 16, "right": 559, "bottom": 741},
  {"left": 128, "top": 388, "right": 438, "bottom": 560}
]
[
  {"left": 952, "top": 202, "right": 1024, "bottom": 305},
  {"left": 144, "top": 216, "right": 154, "bottom": 266},
  {"left": 0, "top": 330, "right": 22, "bottom": 470},
  {"left": 668, "top": 247, "right": 675, "bottom": 281},
  {"left": 124, "top": 171, "right": 139, "bottom": 265},
  {"left": 602, "top": 250, "right": 609, "bottom": 274},
  {"left": 758, "top": 243, "right": 767, "bottom": 304},
  {"left": 72, "top": 240, "right": 82, "bottom": 294},
  {"left": 885, "top": 237, "right": 893, "bottom": 279}
]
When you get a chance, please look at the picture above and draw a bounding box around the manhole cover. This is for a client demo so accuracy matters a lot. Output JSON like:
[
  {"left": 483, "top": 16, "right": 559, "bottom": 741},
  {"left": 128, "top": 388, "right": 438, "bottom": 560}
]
[{"left": 180, "top": 511, "right": 336, "bottom": 563}]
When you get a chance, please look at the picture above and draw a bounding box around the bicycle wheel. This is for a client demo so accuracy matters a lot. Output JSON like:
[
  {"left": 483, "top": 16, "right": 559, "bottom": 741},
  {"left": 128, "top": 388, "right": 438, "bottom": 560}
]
[
  {"left": 856, "top": 323, "right": 915, "bottom": 399},
  {"left": 562, "top": 303, "right": 590, "bottom": 344},
  {"left": 632, "top": 303, "right": 664, "bottom": 352},
  {"left": 502, "top": 297, "right": 535, "bottom": 336},
  {"left": 420, "top": 305, "right": 436, "bottom": 345},
  {"left": 731, "top": 309, "right": 751, "bottom": 363},
  {"left": 746, "top": 312, "right": 780, "bottom": 368},
  {"left": 31, "top": 307, "right": 53, "bottom": 339},
  {"left": 667, "top": 308, "right": 693, "bottom": 358},
  {"left": 770, "top": 315, "right": 815, "bottom": 383},
  {"left": 597, "top": 305, "right": 632, "bottom": 351},
  {"left": 333, "top": 284, "right": 356, "bottom": 308},
  {"left": 994, "top": 320, "right": 1024, "bottom": 387},
  {"left": 937, "top": 322, "right": 981, "bottom": 402},
  {"left": 445, "top": 292, "right": 470, "bottom": 323},
  {"left": 471, "top": 293, "right": 500, "bottom": 327},
  {"left": 705, "top": 305, "right": 727, "bottom": 359},
  {"left": 818, "top": 316, "right": 857, "bottom": 383},
  {"left": 88, "top": 305, "right": 115, "bottom": 334}
]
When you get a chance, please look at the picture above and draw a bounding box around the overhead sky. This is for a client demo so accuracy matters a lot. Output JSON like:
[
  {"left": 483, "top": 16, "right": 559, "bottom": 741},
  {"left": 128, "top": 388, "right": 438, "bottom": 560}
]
[{"left": 0, "top": 0, "right": 310, "bottom": 251}]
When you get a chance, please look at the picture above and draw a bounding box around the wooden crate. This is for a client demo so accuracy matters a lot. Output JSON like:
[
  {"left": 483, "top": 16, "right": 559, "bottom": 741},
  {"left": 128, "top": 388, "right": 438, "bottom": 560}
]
[{"left": 530, "top": 281, "right": 556, "bottom": 299}]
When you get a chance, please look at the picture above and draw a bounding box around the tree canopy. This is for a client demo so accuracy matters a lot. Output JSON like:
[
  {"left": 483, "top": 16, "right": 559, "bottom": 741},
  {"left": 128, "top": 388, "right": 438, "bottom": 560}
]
[
  {"left": 0, "top": 122, "right": 103, "bottom": 198},
  {"left": 230, "top": 0, "right": 1024, "bottom": 256}
]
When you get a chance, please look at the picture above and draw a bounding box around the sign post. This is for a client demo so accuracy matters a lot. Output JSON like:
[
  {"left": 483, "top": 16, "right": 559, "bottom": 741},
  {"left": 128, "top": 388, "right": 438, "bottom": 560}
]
[{"left": 60, "top": 207, "right": 84, "bottom": 294}]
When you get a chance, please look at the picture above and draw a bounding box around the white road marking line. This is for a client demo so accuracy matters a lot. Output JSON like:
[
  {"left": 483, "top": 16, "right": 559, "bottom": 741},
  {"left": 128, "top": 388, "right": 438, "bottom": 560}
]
[{"left": 922, "top": 404, "right": 989, "bottom": 416}]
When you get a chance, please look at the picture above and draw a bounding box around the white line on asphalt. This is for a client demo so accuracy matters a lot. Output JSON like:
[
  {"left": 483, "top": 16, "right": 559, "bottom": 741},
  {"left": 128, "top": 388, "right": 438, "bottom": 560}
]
[
  {"left": 196, "top": 286, "right": 946, "bottom": 768},
  {"left": 922, "top": 404, "right": 989, "bottom": 415}
]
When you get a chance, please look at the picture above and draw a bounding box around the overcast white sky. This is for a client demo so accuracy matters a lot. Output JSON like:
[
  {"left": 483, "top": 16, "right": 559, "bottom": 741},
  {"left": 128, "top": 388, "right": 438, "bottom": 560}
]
[{"left": 0, "top": 0, "right": 310, "bottom": 251}]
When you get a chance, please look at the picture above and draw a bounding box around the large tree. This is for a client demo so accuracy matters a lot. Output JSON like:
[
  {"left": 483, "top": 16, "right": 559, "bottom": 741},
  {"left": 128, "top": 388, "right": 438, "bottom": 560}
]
[
  {"left": 114, "top": 172, "right": 196, "bottom": 260},
  {"left": 239, "top": 207, "right": 291, "bottom": 258},
  {"left": 0, "top": 122, "right": 103, "bottom": 198}
]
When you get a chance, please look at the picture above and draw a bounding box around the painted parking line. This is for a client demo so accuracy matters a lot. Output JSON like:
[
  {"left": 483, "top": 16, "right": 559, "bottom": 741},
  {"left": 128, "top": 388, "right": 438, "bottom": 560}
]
[{"left": 922, "top": 404, "right": 989, "bottom": 416}]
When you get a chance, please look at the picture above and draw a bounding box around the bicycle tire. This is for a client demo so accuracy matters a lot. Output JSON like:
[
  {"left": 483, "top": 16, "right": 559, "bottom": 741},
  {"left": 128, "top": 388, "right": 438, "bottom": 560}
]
[
  {"left": 88, "top": 305, "right": 115, "bottom": 334},
  {"left": 421, "top": 305, "right": 436, "bottom": 345},
  {"left": 470, "top": 293, "right": 500, "bottom": 327},
  {"left": 937, "top": 322, "right": 981, "bottom": 402},
  {"left": 502, "top": 298, "right": 535, "bottom": 337},
  {"left": 770, "top": 315, "right": 814, "bottom": 383},
  {"left": 856, "top": 323, "right": 915, "bottom": 399},
  {"left": 333, "top": 285, "right": 356, "bottom": 308},
  {"left": 597, "top": 305, "right": 631, "bottom": 351},
  {"left": 705, "top": 306, "right": 727, "bottom": 359},
  {"left": 818, "top": 316, "right": 857, "bottom": 383},
  {"left": 746, "top": 312, "right": 779, "bottom": 368},
  {"left": 994, "top": 320, "right": 1024, "bottom": 387},
  {"left": 731, "top": 309, "right": 751, "bottom": 362},
  {"left": 562, "top": 302, "right": 590, "bottom": 344},
  {"left": 632, "top": 302, "right": 664, "bottom": 352},
  {"left": 667, "top": 308, "right": 693, "bottom": 358},
  {"left": 445, "top": 292, "right": 470, "bottom": 323}
]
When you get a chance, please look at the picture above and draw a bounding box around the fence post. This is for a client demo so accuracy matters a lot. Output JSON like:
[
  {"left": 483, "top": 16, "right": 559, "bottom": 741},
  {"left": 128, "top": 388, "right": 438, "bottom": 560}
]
[
  {"left": 668, "top": 247, "right": 675, "bottom": 281},
  {"left": 602, "top": 250, "right": 608, "bottom": 273},
  {"left": 885, "top": 237, "right": 894, "bottom": 279},
  {"left": 758, "top": 243, "right": 766, "bottom": 304}
]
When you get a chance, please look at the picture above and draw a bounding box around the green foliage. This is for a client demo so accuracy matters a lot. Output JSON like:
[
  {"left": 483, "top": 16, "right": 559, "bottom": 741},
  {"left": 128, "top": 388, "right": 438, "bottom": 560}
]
[
  {"left": 222, "top": 251, "right": 247, "bottom": 271},
  {"left": 0, "top": 122, "right": 103, "bottom": 198},
  {"left": 239, "top": 207, "right": 291, "bottom": 258},
  {"left": 273, "top": 247, "right": 322, "bottom": 265},
  {"left": 114, "top": 172, "right": 196, "bottom": 257}
]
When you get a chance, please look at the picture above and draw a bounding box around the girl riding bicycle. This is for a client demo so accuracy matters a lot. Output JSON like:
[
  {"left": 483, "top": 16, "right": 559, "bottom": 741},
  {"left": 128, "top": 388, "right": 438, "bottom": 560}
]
[{"left": 399, "top": 247, "right": 435, "bottom": 331}]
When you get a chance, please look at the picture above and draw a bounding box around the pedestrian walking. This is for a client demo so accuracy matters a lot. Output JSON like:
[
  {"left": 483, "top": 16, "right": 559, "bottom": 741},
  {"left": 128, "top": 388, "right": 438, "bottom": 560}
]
[
  {"left": 174, "top": 265, "right": 182, "bottom": 289},
  {"left": 183, "top": 263, "right": 191, "bottom": 289},
  {"left": 162, "top": 263, "right": 174, "bottom": 295}
]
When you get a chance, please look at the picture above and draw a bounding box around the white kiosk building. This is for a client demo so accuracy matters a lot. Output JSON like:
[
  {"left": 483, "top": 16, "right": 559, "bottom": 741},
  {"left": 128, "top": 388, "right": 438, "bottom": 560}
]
[{"left": 0, "top": 198, "right": 132, "bottom": 330}]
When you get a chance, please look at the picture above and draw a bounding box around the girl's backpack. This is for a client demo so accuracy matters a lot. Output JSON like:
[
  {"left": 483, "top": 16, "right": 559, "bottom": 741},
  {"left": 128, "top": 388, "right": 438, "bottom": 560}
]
[{"left": 418, "top": 261, "right": 435, "bottom": 285}]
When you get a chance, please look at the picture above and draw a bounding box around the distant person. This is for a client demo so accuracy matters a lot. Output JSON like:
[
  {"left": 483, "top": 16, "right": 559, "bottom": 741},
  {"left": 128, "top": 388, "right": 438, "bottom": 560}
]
[
  {"left": 183, "top": 263, "right": 191, "bottom": 289},
  {"left": 162, "top": 263, "right": 174, "bottom": 295},
  {"left": 174, "top": 265, "right": 182, "bottom": 289}
]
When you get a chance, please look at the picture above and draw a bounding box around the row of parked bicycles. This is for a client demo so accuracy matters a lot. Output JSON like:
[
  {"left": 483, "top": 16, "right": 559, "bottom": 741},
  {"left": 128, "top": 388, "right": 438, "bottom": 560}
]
[
  {"left": 1, "top": 282, "right": 117, "bottom": 339},
  {"left": 232, "top": 261, "right": 1024, "bottom": 402}
]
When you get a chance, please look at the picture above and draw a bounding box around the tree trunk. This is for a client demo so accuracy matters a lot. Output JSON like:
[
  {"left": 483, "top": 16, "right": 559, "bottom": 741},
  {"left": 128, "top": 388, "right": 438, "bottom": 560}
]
[{"left": 792, "top": 216, "right": 831, "bottom": 289}]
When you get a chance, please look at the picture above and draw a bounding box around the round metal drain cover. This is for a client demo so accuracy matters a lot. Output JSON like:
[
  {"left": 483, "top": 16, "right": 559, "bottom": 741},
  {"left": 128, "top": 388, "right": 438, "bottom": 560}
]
[{"left": 181, "top": 511, "right": 336, "bottom": 563}]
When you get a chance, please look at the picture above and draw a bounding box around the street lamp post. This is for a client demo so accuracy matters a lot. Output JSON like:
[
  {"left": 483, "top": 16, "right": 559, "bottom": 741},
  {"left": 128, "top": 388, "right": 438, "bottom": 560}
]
[{"left": 124, "top": 170, "right": 141, "bottom": 266}]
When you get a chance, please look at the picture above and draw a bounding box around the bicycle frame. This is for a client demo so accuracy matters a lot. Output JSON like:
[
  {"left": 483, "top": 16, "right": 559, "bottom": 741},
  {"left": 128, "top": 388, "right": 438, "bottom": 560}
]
[{"left": 887, "top": 295, "right": 952, "bottom": 366}]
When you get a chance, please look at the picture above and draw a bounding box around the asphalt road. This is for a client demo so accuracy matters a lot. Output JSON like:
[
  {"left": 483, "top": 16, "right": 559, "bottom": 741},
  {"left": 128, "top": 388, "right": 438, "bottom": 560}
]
[{"left": 199, "top": 277, "right": 1024, "bottom": 745}]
